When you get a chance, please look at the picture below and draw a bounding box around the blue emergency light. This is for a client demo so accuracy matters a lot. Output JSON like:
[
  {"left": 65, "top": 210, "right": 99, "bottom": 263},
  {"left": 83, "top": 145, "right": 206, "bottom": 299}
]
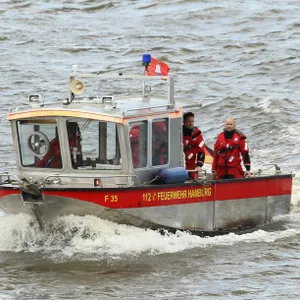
[{"left": 142, "top": 53, "right": 151, "bottom": 66}]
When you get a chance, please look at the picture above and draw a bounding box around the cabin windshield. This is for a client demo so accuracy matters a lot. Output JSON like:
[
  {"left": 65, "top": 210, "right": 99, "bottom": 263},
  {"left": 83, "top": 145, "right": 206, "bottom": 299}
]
[
  {"left": 17, "top": 119, "right": 63, "bottom": 169},
  {"left": 16, "top": 118, "right": 122, "bottom": 170},
  {"left": 67, "top": 119, "right": 122, "bottom": 170}
]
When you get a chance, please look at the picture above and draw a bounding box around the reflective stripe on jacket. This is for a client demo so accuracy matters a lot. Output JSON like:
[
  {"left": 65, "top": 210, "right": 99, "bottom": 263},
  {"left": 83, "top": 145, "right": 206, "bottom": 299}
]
[{"left": 183, "top": 127, "right": 205, "bottom": 165}]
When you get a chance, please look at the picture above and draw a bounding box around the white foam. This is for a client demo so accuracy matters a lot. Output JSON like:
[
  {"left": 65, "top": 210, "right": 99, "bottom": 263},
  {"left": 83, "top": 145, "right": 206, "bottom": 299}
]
[
  {"left": 291, "top": 171, "right": 300, "bottom": 207},
  {"left": 0, "top": 213, "right": 299, "bottom": 259},
  {"left": 256, "top": 96, "right": 281, "bottom": 114},
  {"left": 0, "top": 214, "right": 42, "bottom": 252}
]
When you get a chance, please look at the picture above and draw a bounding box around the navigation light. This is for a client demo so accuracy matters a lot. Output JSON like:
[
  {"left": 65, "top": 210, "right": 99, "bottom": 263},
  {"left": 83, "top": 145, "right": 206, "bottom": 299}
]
[{"left": 142, "top": 53, "right": 151, "bottom": 66}]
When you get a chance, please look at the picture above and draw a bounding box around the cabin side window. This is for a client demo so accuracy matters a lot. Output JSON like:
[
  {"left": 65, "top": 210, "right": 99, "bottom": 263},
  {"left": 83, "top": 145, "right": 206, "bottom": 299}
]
[
  {"left": 66, "top": 119, "right": 122, "bottom": 170},
  {"left": 17, "top": 119, "right": 62, "bottom": 169},
  {"left": 129, "top": 121, "right": 148, "bottom": 168},
  {"left": 152, "top": 118, "right": 169, "bottom": 166}
]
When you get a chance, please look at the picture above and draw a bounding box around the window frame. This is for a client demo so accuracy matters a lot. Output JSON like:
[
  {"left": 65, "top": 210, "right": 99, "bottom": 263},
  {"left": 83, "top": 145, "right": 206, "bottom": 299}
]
[
  {"left": 17, "top": 118, "right": 63, "bottom": 169},
  {"left": 128, "top": 120, "right": 149, "bottom": 169}
]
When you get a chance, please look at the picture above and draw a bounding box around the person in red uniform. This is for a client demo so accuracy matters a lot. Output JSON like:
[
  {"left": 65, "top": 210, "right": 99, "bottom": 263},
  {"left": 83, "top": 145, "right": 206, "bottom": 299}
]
[
  {"left": 212, "top": 117, "right": 252, "bottom": 180},
  {"left": 129, "top": 125, "right": 141, "bottom": 168},
  {"left": 36, "top": 123, "right": 82, "bottom": 168},
  {"left": 182, "top": 112, "right": 206, "bottom": 179},
  {"left": 152, "top": 121, "right": 168, "bottom": 166}
]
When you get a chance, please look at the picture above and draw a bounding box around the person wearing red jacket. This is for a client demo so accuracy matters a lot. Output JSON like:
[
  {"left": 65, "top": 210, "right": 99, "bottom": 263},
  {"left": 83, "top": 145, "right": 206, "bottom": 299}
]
[
  {"left": 212, "top": 117, "right": 252, "bottom": 180},
  {"left": 183, "top": 112, "right": 206, "bottom": 179},
  {"left": 36, "top": 136, "right": 62, "bottom": 168},
  {"left": 36, "top": 123, "right": 82, "bottom": 168},
  {"left": 152, "top": 121, "right": 168, "bottom": 166},
  {"left": 129, "top": 125, "right": 141, "bottom": 168}
]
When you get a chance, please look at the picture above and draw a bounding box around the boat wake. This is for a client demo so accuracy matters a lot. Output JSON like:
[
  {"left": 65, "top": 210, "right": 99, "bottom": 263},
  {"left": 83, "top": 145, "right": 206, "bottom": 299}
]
[
  {"left": 291, "top": 171, "right": 300, "bottom": 207},
  {"left": 0, "top": 212, "right": 299, "bottom": 259}
]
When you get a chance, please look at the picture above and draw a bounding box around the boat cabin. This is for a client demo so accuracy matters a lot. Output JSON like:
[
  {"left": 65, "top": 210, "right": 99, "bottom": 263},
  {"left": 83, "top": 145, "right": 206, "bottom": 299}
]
[{"left": 8, "top": 68, "right": 200, "bottom": 188}]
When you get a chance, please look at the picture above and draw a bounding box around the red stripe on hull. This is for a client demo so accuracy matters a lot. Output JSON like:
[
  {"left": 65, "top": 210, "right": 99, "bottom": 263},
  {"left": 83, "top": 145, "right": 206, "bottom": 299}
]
[
  {"left": 215, "top": 177, "right": 292, "bottom": 200},
  {"left": 42, "top": 176, "right": 293, "bottom": 209},
  {"left": 0, "top": 188, "right": 21, "bottom": 198}
]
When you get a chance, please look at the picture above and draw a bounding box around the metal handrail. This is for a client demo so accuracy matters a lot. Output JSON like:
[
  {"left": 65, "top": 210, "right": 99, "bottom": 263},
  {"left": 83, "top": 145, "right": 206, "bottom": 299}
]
[
  {"left": 122, "top": 104, "right": 175, "bottom": 116},
  {"left": 68, "top": 70, "right": 175, "bottom": 106},
  {"left": 0, "top": 172, "right": 20, "bottom": 184},
  {"left": 181, "top": 102, "right": 202, "bottom": 110},
  {"left": 12, "top": 100, "right": 67, "bottom": 112},
  {"left": 70, "top": 73, "right": 169, "bottom": 80},
  {"left": 42, "top": 173, "right": 140, "bottom": 188},
  {"left": 186, "top": 169, "right": 207, "bottom": 180},
  {"left": 255, "top": 163, "right": 282, "bottom": 175}
]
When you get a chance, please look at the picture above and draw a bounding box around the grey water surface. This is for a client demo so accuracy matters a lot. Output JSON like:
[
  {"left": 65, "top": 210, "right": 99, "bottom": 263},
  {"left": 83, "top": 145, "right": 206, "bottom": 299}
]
[{"left": 1, "top": 1, "right": 300, "bottom": 299}]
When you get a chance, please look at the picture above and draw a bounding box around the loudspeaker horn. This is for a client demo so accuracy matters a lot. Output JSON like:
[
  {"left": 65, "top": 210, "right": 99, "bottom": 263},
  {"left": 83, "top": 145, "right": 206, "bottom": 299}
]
[{"left": 69, "top": 79, "right": 85, "bottom": 95}]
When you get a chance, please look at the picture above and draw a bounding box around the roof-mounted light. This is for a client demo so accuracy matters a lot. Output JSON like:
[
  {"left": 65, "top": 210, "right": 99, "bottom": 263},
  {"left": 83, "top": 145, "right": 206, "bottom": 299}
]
[
  {"left": 142, "top": 53, "right": 151, "bottom": 67},
  {"left": 72, "top": 64, "right": 78, "bottom": 73},
  {"left": 28, "top": 94, "right": 44, "bottom": 107},
  {"left": 102, "top": 96, "right": 117, "bottom": 108}
]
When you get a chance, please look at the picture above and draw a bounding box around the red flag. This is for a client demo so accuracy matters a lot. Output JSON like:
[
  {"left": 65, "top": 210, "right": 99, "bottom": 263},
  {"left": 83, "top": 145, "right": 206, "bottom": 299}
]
[{"left": 147, "top": 57, "right": 170, "bottom": 76}]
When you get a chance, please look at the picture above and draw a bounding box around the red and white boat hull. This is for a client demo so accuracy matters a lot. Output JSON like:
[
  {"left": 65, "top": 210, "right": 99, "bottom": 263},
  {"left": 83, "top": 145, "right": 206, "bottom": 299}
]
[{"left": 0, "top": 174, "right": 292, "bottom": 234}]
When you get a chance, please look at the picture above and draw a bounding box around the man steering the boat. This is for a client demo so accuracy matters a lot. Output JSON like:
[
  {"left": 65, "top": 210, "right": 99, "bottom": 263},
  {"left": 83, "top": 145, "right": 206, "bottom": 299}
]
[
  {"left": 212, "top": 117, "right": 252, "bottom": 180},
  {"left": 182, "top": 112, "right": 206, "bottom": 179},
  {"left": 36, "top": 122, "right": 82, "bottom": 168}
]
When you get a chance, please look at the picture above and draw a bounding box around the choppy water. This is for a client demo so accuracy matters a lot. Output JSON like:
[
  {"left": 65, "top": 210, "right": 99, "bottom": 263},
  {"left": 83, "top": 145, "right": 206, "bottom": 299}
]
[{"left": 1, "top": 0, "right": 300, "bottom": 299}]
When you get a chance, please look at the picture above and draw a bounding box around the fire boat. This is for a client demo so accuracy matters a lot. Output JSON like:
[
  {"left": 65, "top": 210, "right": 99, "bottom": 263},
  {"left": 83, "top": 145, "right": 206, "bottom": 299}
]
[{"left": 0, "top": 55, "right": 294, "bottom": 235}]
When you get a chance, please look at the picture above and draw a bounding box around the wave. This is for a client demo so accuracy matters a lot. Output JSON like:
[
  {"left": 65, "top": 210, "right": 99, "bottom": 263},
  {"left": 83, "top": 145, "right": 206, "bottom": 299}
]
[{"left": 0, "top": 213, "right": 299, "bottom": 259}]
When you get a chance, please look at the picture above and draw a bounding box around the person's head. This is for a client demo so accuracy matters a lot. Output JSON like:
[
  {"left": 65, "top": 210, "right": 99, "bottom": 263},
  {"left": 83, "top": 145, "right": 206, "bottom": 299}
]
[
  {"left": 153, "top": 121, "right": 166, "bottom": 133},
  {"left": 224, "top": 117, "right": 236, "bottom": 132},
  {"left": 183, "top": 112, "right": 195, "bottom": 129}
]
